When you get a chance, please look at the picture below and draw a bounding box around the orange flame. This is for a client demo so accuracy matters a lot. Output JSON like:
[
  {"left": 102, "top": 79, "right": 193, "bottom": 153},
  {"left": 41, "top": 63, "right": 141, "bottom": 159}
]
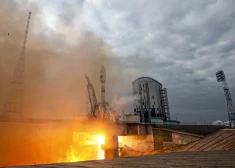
[
  {"left": 66, "top": 147, "right": 84, "bottom": 162},
  {"left": 62, "top": 134, "right": 105, "bottom": 162}
]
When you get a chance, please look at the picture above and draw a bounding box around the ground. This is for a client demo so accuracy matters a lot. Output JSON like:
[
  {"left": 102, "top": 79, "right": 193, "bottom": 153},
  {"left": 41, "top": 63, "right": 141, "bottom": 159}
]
[{"left": 12, "top": 150, "right": 235, "bottom": 168}]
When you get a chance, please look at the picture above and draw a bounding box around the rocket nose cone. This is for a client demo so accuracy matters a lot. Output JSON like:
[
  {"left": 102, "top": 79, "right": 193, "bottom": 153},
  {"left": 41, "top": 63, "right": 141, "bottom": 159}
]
[{"left": 100, "top": 66, "right": 105, "bottom": 73}]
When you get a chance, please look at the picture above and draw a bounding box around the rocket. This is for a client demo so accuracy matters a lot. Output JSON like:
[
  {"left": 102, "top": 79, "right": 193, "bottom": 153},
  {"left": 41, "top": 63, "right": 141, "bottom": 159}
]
[{"left": 100, "top": 66, "right": 106, "bottom": 104}]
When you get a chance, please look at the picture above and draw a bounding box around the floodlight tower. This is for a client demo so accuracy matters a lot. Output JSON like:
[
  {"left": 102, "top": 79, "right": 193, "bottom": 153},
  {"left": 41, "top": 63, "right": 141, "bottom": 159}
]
[{"left": 216, "top": 70, "right": 235, "bottom": 127}]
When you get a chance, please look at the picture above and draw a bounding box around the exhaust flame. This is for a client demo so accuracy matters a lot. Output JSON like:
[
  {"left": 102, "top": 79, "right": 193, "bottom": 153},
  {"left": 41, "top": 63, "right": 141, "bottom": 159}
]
[
  {"left": 97, "top": 135, "right": 105, "bottom": 144},
  {"left": 63, "top": 134, "right": 105, "bottom": 162},
  {"left": 96, "top": 135, "right": 105, "bottom": 159},
  {"left": 66, "top": 147, "right": 83, "bottom": 162},
  {"left": 0, "top": 120, "right": 114, "bottom": 166}
]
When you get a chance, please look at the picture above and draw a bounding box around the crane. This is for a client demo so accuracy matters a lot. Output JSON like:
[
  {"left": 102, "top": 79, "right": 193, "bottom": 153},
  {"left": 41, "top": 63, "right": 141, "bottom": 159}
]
[{"left": 216, "top": 70, "right": 235, "bottom": 127}]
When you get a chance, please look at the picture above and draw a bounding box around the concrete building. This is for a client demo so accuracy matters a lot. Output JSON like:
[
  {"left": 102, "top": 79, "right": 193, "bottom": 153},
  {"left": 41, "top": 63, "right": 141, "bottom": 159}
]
[{"left": 131, "top": 77, "right": 170, "bottom": 124}]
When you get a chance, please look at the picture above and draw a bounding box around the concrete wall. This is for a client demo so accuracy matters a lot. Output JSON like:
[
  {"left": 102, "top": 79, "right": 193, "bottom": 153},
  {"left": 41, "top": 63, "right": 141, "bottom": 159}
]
[
  {"left": 104, "top": 135, "right": 119, "bottom": 159},
  {"left": 172, "top": 132, "right": 201, "bottom": 145},
  {"left": 120, "top": 135, "right": 154, "bottom": 152},
  {"left": 153, "top": 128, "right": 203, "bottom": 150},
  {"left": 122, "top": 123, "right": 153, "bottom": 135}
]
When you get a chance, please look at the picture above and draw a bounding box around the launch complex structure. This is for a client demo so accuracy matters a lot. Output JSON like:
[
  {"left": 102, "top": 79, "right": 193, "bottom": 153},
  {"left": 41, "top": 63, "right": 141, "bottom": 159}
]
[{"left": 85, "top": 66, "right": 120, "bottom": 123}]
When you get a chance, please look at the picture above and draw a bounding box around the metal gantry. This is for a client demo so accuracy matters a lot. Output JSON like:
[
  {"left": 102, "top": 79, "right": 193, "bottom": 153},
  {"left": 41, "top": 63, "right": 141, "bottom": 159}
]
[
  {"left": 216, "top": 70, "right": 235, "bottom": 127},
  {"left": 2, "top": 12, "right": 32, "bottom": 118},
  {"left": 85, "top": 75, "right": 100, "bottom": 119},
  {"left": 85, "top": 66, "right": 120, "bottom": 123}
]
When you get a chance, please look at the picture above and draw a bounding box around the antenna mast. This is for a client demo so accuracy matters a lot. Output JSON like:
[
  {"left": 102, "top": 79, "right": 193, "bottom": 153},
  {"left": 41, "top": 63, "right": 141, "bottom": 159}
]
[{"left": 2, "top": 12, "right": 31, "bottom": 118}]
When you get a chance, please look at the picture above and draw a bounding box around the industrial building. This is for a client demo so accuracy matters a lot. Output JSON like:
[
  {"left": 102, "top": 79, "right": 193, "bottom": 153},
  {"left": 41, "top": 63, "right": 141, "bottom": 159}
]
[{"left": 127, "top": 77, "right": 171, "bottom": 124}]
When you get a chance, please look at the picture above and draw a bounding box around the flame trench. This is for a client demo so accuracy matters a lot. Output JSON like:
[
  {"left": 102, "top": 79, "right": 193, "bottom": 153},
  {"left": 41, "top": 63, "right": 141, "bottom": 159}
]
[{"left": 0, "top": 121, "right": 109, "bottom": 167}]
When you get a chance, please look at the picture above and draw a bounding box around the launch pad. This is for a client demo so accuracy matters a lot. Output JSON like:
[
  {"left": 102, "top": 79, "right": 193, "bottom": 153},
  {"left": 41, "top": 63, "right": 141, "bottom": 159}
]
[{"left": 85, "top": 66, "right": 120, "bottom": 123}]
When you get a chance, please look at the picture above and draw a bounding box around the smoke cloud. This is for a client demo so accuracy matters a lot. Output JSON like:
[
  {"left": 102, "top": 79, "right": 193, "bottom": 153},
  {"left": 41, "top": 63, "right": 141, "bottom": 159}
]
[
  {"left": 111, "top": 94, "right": 139, "bottom": 120},
  {"left": 0, "top": 0, "right": 123, "bottom": 119}
]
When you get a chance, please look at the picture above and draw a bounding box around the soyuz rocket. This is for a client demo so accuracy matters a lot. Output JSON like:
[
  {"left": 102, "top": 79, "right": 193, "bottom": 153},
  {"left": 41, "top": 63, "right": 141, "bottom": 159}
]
[{"left": 100, "top": 66, "right": 106, "bottom": 104}]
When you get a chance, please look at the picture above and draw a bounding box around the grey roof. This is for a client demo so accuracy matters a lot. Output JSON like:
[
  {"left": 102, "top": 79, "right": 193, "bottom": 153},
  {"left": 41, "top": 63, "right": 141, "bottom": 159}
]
[{"left": 132, "top": 76, "right": 162, "bottom": 86}]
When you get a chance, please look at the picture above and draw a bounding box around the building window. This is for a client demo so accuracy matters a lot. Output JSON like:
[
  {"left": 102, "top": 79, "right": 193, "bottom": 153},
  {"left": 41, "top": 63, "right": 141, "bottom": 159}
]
[{"left": 152, "top": 96, "right": 154, "bottom": 99}]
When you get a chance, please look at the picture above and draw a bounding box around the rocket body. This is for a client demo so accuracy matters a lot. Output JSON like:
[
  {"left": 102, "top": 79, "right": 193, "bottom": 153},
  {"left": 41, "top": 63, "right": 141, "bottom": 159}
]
[
  {"left": 101, "top": 83, "right": 105, "bottom": 103},
  {"left": 100, "top": 66, "right": 107, "bottom": 119},
  {"left": 100, "top": 66, "right": 106, "bottom": 104}
]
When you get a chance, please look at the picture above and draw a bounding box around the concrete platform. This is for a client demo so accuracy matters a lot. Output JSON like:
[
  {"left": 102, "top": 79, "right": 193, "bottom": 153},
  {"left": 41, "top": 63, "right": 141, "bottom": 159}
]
[{"left": 11, "top": 150, "right": 235, "bottom": 168}]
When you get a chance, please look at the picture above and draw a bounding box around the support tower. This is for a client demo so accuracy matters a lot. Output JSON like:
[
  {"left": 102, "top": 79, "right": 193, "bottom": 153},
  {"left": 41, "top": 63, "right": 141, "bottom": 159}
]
[
  {"left": 2, "top": 12, "right": 31, "bottom": 118},
  {"left": 85, "top": 75, "right": 100, "bottom": 118},
  {"left": 85, "top": 66, "right": 120, "bottom": 122},
  {"left": 216, "top": 70, "right": 235, "bottom": 127}
]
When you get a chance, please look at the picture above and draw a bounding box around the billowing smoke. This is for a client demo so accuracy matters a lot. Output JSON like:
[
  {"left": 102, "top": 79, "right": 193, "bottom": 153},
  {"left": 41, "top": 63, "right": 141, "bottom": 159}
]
[
  {"left": 212, "top": 120, "right": 230, "bottom": 126},
  {"left": 111, "top": 94, "right": 139, "bottom": 120},
  {"left": 0, "top": 0, "right": 123, "bottom": 119}
]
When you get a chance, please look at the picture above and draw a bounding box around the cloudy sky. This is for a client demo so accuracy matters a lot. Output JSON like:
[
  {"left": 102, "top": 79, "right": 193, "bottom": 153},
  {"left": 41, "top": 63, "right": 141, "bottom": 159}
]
[{"left": 1, "top": 0, "right": 235, "bottom": 123}]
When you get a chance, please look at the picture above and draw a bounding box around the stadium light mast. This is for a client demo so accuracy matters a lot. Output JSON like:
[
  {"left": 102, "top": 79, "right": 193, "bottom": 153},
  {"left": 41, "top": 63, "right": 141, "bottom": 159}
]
[{"left": 216, "top": 70, "right": 235, "bottom": 127}]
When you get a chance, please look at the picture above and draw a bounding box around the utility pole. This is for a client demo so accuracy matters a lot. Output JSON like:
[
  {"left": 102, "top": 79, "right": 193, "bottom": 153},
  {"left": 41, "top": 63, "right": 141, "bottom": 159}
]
[{"left": 2, "top": 12, "right": 31, "bottom": 118}]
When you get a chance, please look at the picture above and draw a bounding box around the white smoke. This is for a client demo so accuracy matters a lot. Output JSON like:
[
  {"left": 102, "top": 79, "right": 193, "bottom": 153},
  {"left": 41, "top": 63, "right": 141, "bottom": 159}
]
[
  {"left": 223, "top": 121, "right": 230, "bottom": 126},
  {"left": 212, "top": 120, "right": 230, "bottom": 126},
  {"left": 110, "top": 94, "right": 139, "bottom": 120},
  {"left": 212, "top": 120, "right": 224, "bottom": 125}
]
